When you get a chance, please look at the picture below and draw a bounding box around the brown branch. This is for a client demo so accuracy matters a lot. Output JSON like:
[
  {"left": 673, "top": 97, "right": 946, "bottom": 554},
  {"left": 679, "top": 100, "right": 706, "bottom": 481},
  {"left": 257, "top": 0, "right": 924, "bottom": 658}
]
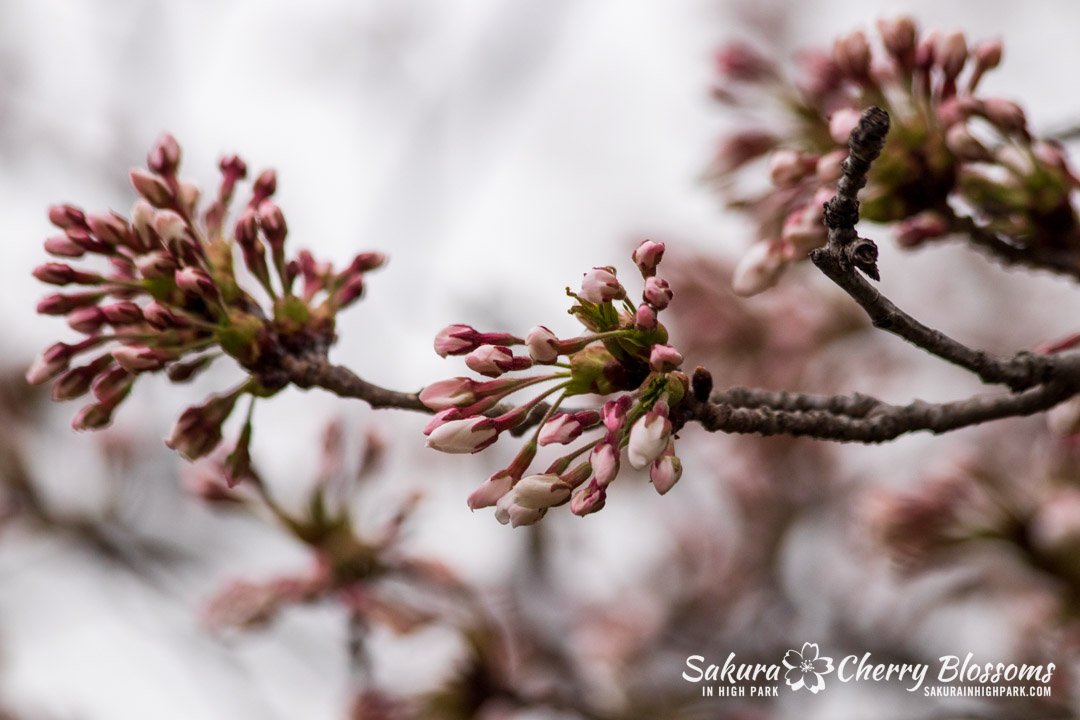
[
  {"left": 710, "top": 386, "right": 884, "bottom": 417},
  {"left": 278, "top": 354, "right": 427, "bottom": 411}
]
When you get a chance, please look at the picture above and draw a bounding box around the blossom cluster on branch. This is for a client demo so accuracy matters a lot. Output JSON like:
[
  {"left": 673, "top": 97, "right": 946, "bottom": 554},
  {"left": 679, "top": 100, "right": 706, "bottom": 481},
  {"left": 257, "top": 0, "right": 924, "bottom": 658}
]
[{"left": 712, "top": 17, "right": 1080, "bottom": 294}]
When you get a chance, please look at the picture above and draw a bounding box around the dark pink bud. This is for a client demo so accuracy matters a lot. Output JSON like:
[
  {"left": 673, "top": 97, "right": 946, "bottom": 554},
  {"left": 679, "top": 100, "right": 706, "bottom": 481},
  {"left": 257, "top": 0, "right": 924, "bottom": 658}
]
[
  {"left": 973, "top": 39, "right": 1003, "bottom": 72},
  {"left": 92, "top": 366, "right": 134, "bottom": 403},
  {"left": 67, "top": 306, "right": 106, "bottom": 334},
  {"left": 980, "top": 98, "right": 1027, "bottom": 135},
  {"left": 175, "top": 267, "right": 218, "bottom": 298},
  {"left": 43, "top": 235, "right": 85, "bottom": 258},
  {"left": 129, "top": 169, "right": 174, "bottom": 208},
  {"left": 602, "top": 395, "right": 632, "bottom": 432},
  {"left": 343, "top": 251, "right": 387, "bottom": 274},
  {"left": 37, "top": 292, "right": 102, "bottom": 315},
  {"left": 52, "top": 355, "right": 112, "bottom": 401},
  {"left": 33, "top": 263, "right": 102, "bottom": 286},
  {"left": 72, "top": 402, "right": 116, "bottom": 431},
  {"left": 100, "top": 302, "right": 143, "bottom": 325},
  {"left": 166, "top": 355, "right": 214, "bottom": 383},
  {"left": 219, "top": 154, "right": 248, "bottom": 180},
  {"left": 165, "top": 391, "right": 243, "bottom": 460},
  {"left": 253, "top": 169, "right": 277, "bottom": 201},
  {"left": 712, "top": 130, "right": 777, "bottom": 175},
  {"left": 26, "top": 342, "right": 76, "bottom": 385},
  {"left": 877, "top": 17, "right": 917, "bottom": 68},
  {"left": 833, "top": 30, "right": 871, "bottom": 80},
  {"left": 142, "top": 300, "right": 182, "bottom": 330},
  {"left": 86, "top": 212, "right": 132, "bottom": 248},
  {"left": 570, "top": 480, "right": 606, "bottom": 516},
  {"left": 257, "top": 201, "right": 287, "bottom": 247},
  {"left": 335, "top": 273, "right": 365, "bottom": 308},
  {"left": 936, "top": 31, "right": 968, "bottom": 81},
  {"left": 234, "top": 209, "right": 259, "bottom": 248},
  {"left": 147, "top": 133, "right": 181, "bottom": 176},
  {"left": 48, "top": 204, "right": 87, "bottom": 230},
  {"left": 643, "top": 276, "right": 673, "bottom": 310}
]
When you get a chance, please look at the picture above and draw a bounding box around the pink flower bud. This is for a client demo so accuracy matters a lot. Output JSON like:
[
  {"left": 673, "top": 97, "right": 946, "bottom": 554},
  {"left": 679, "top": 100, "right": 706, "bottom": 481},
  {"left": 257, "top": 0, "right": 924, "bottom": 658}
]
[
  {"left": 467, "top": 472, "right": 514, "bottom": 510},
  {"left": 712, "top": 130, "right": 777, "bottom": 174},
  {"left": 129, "top": 168, "right": 174, "bottom": 208},
  {"left": 86, "top": 212, "right": 131, "bottom": 248},
  {"left": 768, "top": 149, "right": 811, "bottom": 187},
  {"left": 129, "top": 199, "right": 157, "bottom": 251},
  {"left": 507, "top": 473, "right": 572, "bottom": 510},
  {"left": 67, "top": 306, "right": 105, "bottom": 334},
  {"left": 526, "top": 325, "right": 560, "bottom": 363},
  {"left": 634, "top": 303, "right": 657, "bottom": 330},
  {"left": 628, "top": 407, "right": 671, "bottom": 469},
  {"left": 343, "top": 251, "right": 387, "bottom": 275},
  {"left": 915, "top": 29, "right": 940, "bottom": 72},
  {"left": 37, "top": 292, "right": 102, "bottom": 315},
  {"left": 153, "top": 209, "right": 189, "bottom": 246},
  {"left": 981, "top": 98, "right": 1027, "bottom": 135},
  {"left": 219, "top": 154, "right": 248, "bottom": 180},
  {"left": 895, "top": 211, "right": 950, "bottom": 248},
  {"left": 494, "top": 496, "right": 545, "bottom": 527},
  {"left": 816, "top": 150, "right": 847, "bottom": 183},
  {"left": 112, "top": 345, "right": 166, "bottom": 373},
  {"left": 828, "top": 108, "right": 863, "bottom": 144},
  {"left": 72, "top": 402, "right": 115, "bottom": 431},
  {"left": 602, "top": 395, "right": 632, "bottom": 432},
  {"left": 642, "top": 276, "right": 673, "bottom": 310},
  {"left": 650, "top": 451, "right": 682, "bottom": 495},
  {"left": 26, "top": 342, "right": 76, "bottom": 385},
  {"left": 257, "top": 201, "right": 287, "bottom": 247},
  {"left": 175, "top": 267, "right": 217, "bottom": 298},
  {"left": 464, "top": 345, "right": 531, "bottom": 377},
  {"left": 580, "top": 266, "right": 626, "bottom": 303},
  {"left": 936, "top": 32, "right": 967, "bottom": 81},
  {"left": 590, "top": 442, "right": 619, "bottom": 487},
  {"left": 166, "top": 391, "right": 242, "bottom": 460},
  {"left": 945, "top": 124, "right": 991, "bottom": 162},
  {"left": 51, "top": 356, "right": 110, "bottom": 401},
  {"left": 632, "top": 240, "right": 666, "bottom": 277},
  {"left": 136, "top": 252, "right": 177, "bottom": 280},
  {"left": 253, "top": 169, "right": 277, "bottom": 201},
  {"left": 165, "top": 356, "right": 213, "bottom": 383},
  {"left": 43, "top": 235, "right": 85, "bottom": 257},
  {"left": 732, "top": 242, "right": 786, "bottom": 297},
  {"left": 648, "top": 344, "right": 683, "bottom": 372},
  {"left": 178, "top": 181, "right": 201, "bottom": 217},
  {"left": 877, "top": 17, "right": 917, "bottom": 67},
  {"left": 48, "top": 204, "right": 87, "bottom": 230},
  {"left": 539, "top": 413, "right": 585, "bottom": 446},
  {"left": 570, "top": 480, "right": 607, "bottom": 516},
  {"left": 92, "top": 366, "right": 133, "bottom": 403},
  {"left": 973, "top": 39, "right": 1003, "bottom": 72},
  {"left": 147, "top": 133, "right": 181, "bottom": 176},
  {"left": 425, "top": 417, "right": 498, "bottom": 454},
  {"left": 419, "top": 378, "right": 477, "bottom": 411},
  {"left": 100, "top": 302, "right": 143, "bottom": 325},
  {"left": 434, "top": 324, "right": 478, "bottom": 357},
  {"left": 833, "top": 30, "right": 871, "bottom": 79},
  {"left": 33, "top": 263, "right": 102, "bottom": 286},
  {"left": 714, "top": 42, "right": 777, "bottom": 83}
]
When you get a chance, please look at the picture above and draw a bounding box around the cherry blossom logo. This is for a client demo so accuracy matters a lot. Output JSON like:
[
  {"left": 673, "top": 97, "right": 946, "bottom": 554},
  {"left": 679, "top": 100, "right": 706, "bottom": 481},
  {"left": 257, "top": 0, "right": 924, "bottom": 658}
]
[{"left": 783, "top": 643, "right": 834, "bottom": 694}]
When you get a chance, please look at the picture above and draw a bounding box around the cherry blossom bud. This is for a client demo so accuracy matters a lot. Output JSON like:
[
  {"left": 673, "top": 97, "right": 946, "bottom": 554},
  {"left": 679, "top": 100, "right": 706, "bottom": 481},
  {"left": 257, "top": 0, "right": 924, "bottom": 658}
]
[
  {"left": 732, "top": 242, "right": 786, "bottom": 297},
  {"left": 650, "top": 440, "right": 682, "bottom": 495},
  {"left": 494, "top": 494, "right": 544, "bottom": 527},
  {"left": 425, "top": 417, "right": 498, "bottom": 454},
  {"left": 147, "top": 133, "right": 181, "bottom": 176},
  {"left": 590, "top": 442, "right": 619, "bottom": 487},
  {"left": 175, "top": 267, "right": 217, "bottom": 298},
  {"left": 915, "top": 30, "right": 940, "bottom": 73},
  {"left": 509, "top": 473, "right": 572, "bottom": 510},
  {"left": 37, "top": 292, "right": 102, "bottom": 315},
  {"left": 92, "top": 366, "right": 134, "bottom": 403},
  {"left": 67, "top": 306, "right": 105, "bottom": 334},
  {"left": 570, "top": 480, "right": 607, "bottom": 516},
  {"left": 602, "top": 395, "right": 632, "bottom": 432},
  {"left": 833, "top": 30, "right": 871, "bottom": 80},
  {"left": 467, "top": 472, "right": 514, "bottom": 510},
  {"left": 945, "top": 124, "right": 992, "bottom": 162},
  {"left": 580, "top": 266, "right": 626, "bottom": 303},
  {"left": 828, "top": 108, "right": 863, "bottom": 144},
  {"left": 635, "top": 303, "right": 657, "bottom": 330},
  {"left": 465, "top": 345, "right": 532, "bottom": 377},
  {"left": 768, "top": 149, "right": 811, "bottom": 187},
  {"left": 973, "top": 38, "right": 1003, "bottom": 72},
  {"left": 335, "top": 274, "right": 365, "bottom": 308},
  {"left": 48, "top": 204, "right": 87, "bottom": 230},
  {"left": 178, "top": 181, "right": 201, "bottom": 217},
  {"left": 134, "top": 252, "right": 175, "bottom": 280},
  {"left": 526, "top": 325, "right": 560, "bottom": 363},
  {"left": 33, "top": 263, "right": 102, "bottom": 286},
  {"left": 166, "top": 391, "right": 243, "bottom": 460},
  {"left": 129, "top": 199, "right": 157, "bottom": 251},
  {"left": 628, "top": 405, "right": 672, "bottom": 469},
  {"left": 112, "top": 345, "right": 167, "bottom": 373},
  {"left": 419, "top": 378, "right": 477, "bottom": 410},
  {"left": 257, "top": 201, "right": 287, "bottom": 248},
  {"left": 72, "top": 401, "right": 116, "bottom": 431},
  {"left": 642, "top": 276, "right": 673, "bottom": 310},
  {"left": 86, "top": 212, "right": 131, "bottom": 249},
  {"left": 129, "top": 169, "right": 174, "bottom": 208},
  {"left": 253, "top": 169, "right": 277, "bottom": 202},
  {"left": 714, "top": 42, "right": 776, "bottom": 83},
  {"left": 981, "top": 98, "right": 1027, "bottom": 135},
  {"left": 649, "top": 344, "right": 683, "bottom": 372},
  {"left": 26, "top": 342, "right": 76, "bottom": 385},
  {"left": 895, "top": 211, "right": 950, "bottom": 248},
  {"left": 153, "top": 209, "right": 189, "bottom": 246},
  {"left": 937, "top": 32, "right": 967, "bottom": 81},
  {"left": 712, "top": 131, "right": 777, "bottom": 174},
  {"left": 538, "top": 411, "right": 598, "bottom": 446},
  {"left": 877, "top": 17, "right": 917, "bottom": 68},
  {"left": 816, "top": 150, "right": 846, "bottom": 183},
  {"left": 43, "top": 235, "right": 85, "bottom": 257},
  {"left": 51, "top": 355, "right": 111, "bottom": 401},
  {"left": 632, "top": 240, "right": 665, "bottom": 277},
  {"left": 434, "top": 324, "right": 475, "bottom": 357}
]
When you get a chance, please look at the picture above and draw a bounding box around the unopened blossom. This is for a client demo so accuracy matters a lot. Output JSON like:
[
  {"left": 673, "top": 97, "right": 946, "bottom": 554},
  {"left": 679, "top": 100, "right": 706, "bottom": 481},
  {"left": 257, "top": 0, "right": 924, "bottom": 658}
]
[
  {"left": 28, "top": 132, "right": 385, "bottom": 461},
  {"left": 426, "top": 240, "right": 689, "bottom": 524},
  {"left": 731, "top": 242, "right": 785, "bottom": 297},
  {"left": 650, "top": 440, "right": 682, "bottom": 495}
]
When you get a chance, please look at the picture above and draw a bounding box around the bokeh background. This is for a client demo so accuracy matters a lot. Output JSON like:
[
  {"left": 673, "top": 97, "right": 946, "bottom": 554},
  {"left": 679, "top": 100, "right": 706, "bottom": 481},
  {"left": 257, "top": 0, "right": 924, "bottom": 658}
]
[{"left": 3, "top": 0, "right": 1080, "bottom": 718}]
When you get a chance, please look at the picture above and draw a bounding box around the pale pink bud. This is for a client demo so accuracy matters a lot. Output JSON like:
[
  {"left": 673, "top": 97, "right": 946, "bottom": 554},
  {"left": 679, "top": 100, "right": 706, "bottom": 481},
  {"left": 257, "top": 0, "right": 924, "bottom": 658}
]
[
  {"left": 129, "top": 168, "right": 174, "bottom": 208},
  {"left": 178, "top": 181, "right": 201, "bottom": 217},
  {"left": 153, "top": 209, "right": 189, "bottom": 246},
  {"left": 732, "top": 242, "right": 786, "bottom": 297},
  {"left": 768, "top": 149, "right": 811, "bottom": 187},
  {"left": 112, "top": 345, "right": 165, "bottom": 372},
  {"left": 833, "top": 30, "right": 871, "bottom": 79},
  {"left": 981, "top": 98, "right": 1027, "bottom": 135},
  {"left": 945, "top": 124, "right": 991, "bottom": 162},
  {"left": 85, "top": 212, "right": 131, "bottom": 248},
  {"left": 634, "top": 303, "right": 657, "bottom": 330},
  {"left": 570, "top": 480, "right": 607, "bottom": 516},
  {"left": 628, "top": 408, "right": 671, "bottom": 469},
  {"left": 419, "top": 378, "right": 476, "bottom": 411},
  {"left": 539, "top": 413, "right": 590, "bottom": 446},
  {"left": 26, "top": 342, "right": 75, "bottom": 385},
  {"left": 714, "top": 42, "right": 776, "bottom": 83},
  {"left": 632, "top": 240, "right": 665, "bottom": 277},
  {"left": 590, "top": 442, "right": 619, "bottom": 487},
  {"left": 467, "top": 473, "right": 514, "bottom": 510},
  {"left": 423, "top": 408, "right": 464, "bottom": 435},
  {"left": 67, "top": 306, "right": 105, "bottom": 334},
  {"left": 434, "top": 324, "right": 475, "bottom": 357},
  {"left": 129, "top": 199, "right": 157, "bottom": 251},
  {"left": 175, "top": 267, "right": 217, "bottom": 298},
  {"left": 465, "top": 345, "right": 532, "bottom": 377},
  {"left": 877, "top": 17, "right": 917, "bottom": 67},
  {"left": 936, "top": 32, "right": 968, "bottom": 81},
  {"left": 43, "top": 235, "right": 85, "bottom": 258},
  {"left": 100, "top": 302, "right": 143, "bottom": 325},
  {"left": 526, "top": 326, "right": 560, "bottom": 363},
  {"left": 648, "top": 344, "right": 683, "bottom": 372},
  {"left": 147, "top": 133, "right": 181, "bottom": 176},
  {"left": 828, "top": 108, "right": 863, "bottom": 144},
  {"left": 425, "top": 417, "right": 498, "bottom": 454},
  {"left": 602, "top": 395, "right": 632, "bottom": 432},
  {"left": 712, "top": 131, "right": 777, "bottom": 174},
  {"left": 580, "top": 266, "right": 625, "bottom": 303},
  {"left": 48, "top": 204, "right": 87, "bottom": 230},
  {"left": 650, "top": 453, "right": 682, "bottom": 495},
  {"left": 895, "top": 211, "right": 950, "bottom": 248},
  {"left": 510, "top": 473, "right": 572, "bottom": 510},
  {"left": 816, "top": 150, "right": 846, "bottom": 183},
  {"left": 494, "top": 494, "right": 545, "bottom": 527},
  {"left": 642, "top": 276, "right": 673, "bottom": 310}
]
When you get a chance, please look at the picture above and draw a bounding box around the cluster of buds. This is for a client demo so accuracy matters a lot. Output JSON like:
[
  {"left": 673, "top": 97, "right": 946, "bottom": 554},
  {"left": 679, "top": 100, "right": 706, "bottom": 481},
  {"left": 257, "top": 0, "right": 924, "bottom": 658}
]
[
  {"left": 28, "top": 134, "right": 385, "bottom": 469},
  {"left": 423, "top": 240, "right": 687, "bottom": 526},
  {"left": 711, "top": 19, "right": 1080, "bottom": 295}
]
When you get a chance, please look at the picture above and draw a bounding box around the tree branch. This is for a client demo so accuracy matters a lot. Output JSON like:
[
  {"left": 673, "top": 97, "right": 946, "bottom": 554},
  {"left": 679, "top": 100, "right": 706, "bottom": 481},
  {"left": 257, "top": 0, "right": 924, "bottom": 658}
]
[{"left": 278, "top": 354, "right": 427, "bottom": 411}]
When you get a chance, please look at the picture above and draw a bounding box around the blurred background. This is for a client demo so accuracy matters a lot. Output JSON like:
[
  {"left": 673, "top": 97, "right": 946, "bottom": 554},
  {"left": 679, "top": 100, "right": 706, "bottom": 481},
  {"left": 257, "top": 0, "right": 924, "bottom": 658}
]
[{"left": 3, "top": 0, "right": 1080, "bottom": 718}]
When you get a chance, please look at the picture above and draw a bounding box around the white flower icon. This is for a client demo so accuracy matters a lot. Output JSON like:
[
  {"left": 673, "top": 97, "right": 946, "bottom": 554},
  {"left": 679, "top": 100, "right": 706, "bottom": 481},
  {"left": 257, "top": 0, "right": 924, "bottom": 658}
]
[{"left": 783, "top": 642, "right": 834, "bottom": 694}]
